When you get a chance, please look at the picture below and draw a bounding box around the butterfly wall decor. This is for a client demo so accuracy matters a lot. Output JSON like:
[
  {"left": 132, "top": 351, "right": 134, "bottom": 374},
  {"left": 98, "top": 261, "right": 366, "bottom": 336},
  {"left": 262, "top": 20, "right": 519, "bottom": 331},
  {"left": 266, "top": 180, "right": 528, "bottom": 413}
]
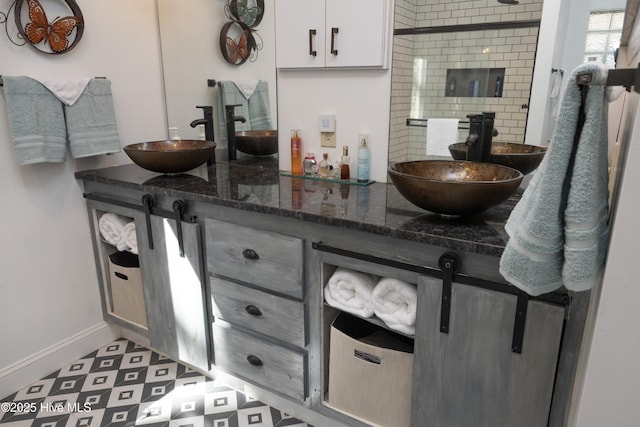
[
  {"left": 219, "top": 0, "right": 264, "bottom": 65},
  {"left": 12, "top": 0, "right": 84, "bottom": 54}
]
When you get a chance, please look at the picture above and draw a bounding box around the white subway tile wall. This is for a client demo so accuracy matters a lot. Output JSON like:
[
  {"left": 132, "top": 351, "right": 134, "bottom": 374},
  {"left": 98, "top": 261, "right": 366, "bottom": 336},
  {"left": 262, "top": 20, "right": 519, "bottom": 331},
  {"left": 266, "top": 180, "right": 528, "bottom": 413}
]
[{"left": 389, "top": 0, "right": 543, "bottom": 163}]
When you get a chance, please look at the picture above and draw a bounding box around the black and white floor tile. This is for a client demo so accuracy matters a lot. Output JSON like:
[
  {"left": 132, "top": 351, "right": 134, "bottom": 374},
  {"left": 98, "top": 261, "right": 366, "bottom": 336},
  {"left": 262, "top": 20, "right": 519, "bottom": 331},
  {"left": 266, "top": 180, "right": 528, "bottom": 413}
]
[{"left": 0, "top": 339, "right": 312, "bottom": 427}]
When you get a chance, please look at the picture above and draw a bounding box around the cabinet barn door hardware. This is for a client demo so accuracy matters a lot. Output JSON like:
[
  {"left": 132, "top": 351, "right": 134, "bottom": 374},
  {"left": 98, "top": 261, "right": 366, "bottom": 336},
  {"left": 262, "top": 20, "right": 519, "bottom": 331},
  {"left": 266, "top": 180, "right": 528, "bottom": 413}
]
[
  {"left": 142, "top": 194, "right": 155, "bottom": 250},
  {"left": 172, "top": 199, "right": 186, "bottom": 257},
  {"left": 438, "top": 252, "right": 460, "bottom": 334},
  {"left": 83, "top": 193, "right": 198, "bottom": 252},
  {"left": 312, "top": 242, "right": 569, "bottom": 354}
]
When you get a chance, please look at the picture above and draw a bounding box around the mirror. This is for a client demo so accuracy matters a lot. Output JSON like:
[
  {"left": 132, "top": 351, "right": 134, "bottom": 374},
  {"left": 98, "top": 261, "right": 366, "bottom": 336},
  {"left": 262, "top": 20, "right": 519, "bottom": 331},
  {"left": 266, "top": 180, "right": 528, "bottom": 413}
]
[
  {"left": 388, "top": 0, "right": 543, "bottom": 164},
  {"left": 156, "top": 0, "right": 277, "bottom": 157},
  {"left": 388, "top": 0, "right": 627, "bottom": 165}
]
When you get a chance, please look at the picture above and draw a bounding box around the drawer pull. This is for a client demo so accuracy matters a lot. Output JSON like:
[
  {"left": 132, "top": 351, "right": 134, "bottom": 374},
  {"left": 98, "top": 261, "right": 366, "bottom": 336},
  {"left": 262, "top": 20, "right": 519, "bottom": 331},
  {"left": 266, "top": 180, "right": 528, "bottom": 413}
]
[
  {"left": 247, "top": 354, "right": 263, "bottom": 367},
  {"left": 245, "top": 305, "right": 263, "bottom": 316},
  {"left": 242, "top": 248, "right": 260, "bottom": 260}
]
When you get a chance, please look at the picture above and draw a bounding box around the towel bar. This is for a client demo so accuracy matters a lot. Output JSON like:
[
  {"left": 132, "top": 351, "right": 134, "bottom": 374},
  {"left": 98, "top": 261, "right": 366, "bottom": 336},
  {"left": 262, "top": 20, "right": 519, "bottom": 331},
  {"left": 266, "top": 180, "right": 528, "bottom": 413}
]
[
  {"left": 0, "top": 75, "right": 107, "bottom": 87},
  {"left": 406, "top": 118, "right": 471, "bottom": 129},
  {"left": 576, "top": 63, "right": 640, "bottom": 93}
]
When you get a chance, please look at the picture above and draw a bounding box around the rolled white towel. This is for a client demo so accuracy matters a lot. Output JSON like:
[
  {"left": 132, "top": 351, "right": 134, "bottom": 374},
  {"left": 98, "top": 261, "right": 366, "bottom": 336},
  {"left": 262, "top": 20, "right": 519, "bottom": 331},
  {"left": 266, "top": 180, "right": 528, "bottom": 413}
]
[
  {"left": 324, "top": 268, "right": 377, "bottom": 318},
  {"left": 372, "top": 278, "right": 417, "bottom": 335},
  {"left": 120, "top": 221, "right": 138, "bottom": 254},
  {"left": 98, "top": 213, "right": 128, "bottom": 247}
]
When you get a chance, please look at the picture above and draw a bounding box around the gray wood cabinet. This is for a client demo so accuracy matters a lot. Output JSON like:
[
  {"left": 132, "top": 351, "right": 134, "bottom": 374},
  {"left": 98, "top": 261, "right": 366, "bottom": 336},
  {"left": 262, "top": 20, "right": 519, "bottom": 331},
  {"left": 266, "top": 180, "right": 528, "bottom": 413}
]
[
  {"left": 412, "top": 276, "right": 565, "bottom": 427},
  {"left": 79, "top": 176, "right": 585, "bottom": 427},
  {"left": 85, "top": 197, "right": 209, "bottom": 371},
  {"left": 205, "top": 218, "right": 308, "bottom": 401}
]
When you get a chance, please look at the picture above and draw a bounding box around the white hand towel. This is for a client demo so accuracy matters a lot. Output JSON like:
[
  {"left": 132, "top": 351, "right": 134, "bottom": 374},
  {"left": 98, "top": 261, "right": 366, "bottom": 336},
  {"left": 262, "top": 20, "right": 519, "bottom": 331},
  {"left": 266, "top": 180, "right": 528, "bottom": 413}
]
[
  {"left": 324, "top": 268, "right": 377, "bottom": 318},
  {"left": 372, "top": 278, "right": 417, "bottom": 335},
  {"left": 119, "top": 222, "right": 137, "bottom": 254},
  {"left": 30, "top": 77, "right": 91, "bottom": 106},
  {"left": 426, "top": 118, "right": 459, "bottom": 156},
  {"left": 233, "top": 80, "right": 260, "bottom": 99},
  {"left": 99, "top": 213, "right": 128, "bottom": 247}
]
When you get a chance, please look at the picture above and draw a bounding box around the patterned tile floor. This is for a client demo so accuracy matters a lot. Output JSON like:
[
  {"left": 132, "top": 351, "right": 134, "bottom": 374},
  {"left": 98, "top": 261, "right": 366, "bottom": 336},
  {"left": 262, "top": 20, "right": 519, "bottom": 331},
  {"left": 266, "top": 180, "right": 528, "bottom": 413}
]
[{"left": 0, "top": 339, "right": 312, "bottom": 427}]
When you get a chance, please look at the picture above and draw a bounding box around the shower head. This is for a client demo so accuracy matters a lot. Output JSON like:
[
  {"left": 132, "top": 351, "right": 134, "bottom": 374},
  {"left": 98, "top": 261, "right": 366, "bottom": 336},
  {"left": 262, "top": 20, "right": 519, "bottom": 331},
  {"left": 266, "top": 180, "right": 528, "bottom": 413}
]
[{"left": 498, "top": 0, "right": 520, "bottom": 4}]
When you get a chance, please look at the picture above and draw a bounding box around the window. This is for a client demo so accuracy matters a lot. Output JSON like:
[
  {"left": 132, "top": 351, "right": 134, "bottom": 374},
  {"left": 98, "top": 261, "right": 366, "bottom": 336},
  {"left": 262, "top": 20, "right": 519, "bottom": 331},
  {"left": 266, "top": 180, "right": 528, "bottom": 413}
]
[{"left": 584, "top": 11, "right": 624, "bottom": 67}]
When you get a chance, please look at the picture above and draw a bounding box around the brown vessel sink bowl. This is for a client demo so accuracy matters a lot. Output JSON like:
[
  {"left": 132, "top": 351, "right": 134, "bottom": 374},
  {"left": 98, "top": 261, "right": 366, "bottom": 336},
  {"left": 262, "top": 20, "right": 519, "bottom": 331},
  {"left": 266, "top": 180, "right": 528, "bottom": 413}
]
[
  {"left": 124, "top": 140, "right": 216, "bottom": 174},
  {"left": 388, "top": 160, "right": 523, "bottom": 216},
  {"left": 448, "top": 142, "right": 547, "bottom": 175},
  {"left": 235, "top": 130, "right": 278, "bottom": 156}
]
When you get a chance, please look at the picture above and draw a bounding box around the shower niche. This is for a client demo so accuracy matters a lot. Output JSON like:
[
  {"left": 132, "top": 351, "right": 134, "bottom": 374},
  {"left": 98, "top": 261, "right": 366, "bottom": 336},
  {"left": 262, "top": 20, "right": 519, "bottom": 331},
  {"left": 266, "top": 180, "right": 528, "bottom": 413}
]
[{"left": 445, "top": 67, "right": 505, "bottom": 97}]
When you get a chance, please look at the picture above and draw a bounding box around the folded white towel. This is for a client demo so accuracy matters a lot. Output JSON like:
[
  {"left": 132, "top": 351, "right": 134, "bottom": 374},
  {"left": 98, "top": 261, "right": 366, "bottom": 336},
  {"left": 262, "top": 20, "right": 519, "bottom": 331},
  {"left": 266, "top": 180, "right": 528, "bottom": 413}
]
[
  {"left": 120, "top": 222, "right": 138, "bottom": 254},
  {"left": 426, "top": 118, "right": 460, "bottom": 157},
  {"left": 31, "top": 77, "right": 91, "bottom": 106},
  {"left": 233, "top": 80, "right": 260, "bottom": 99},
  {"left": 324, "top": 268, "right": 377, "bottom": 318},
  {"left": 98, "top": 213, "right": 128, "bottom": 247},
  {"left": 372, "top": 278, "right": 417, "bottom": 335}
]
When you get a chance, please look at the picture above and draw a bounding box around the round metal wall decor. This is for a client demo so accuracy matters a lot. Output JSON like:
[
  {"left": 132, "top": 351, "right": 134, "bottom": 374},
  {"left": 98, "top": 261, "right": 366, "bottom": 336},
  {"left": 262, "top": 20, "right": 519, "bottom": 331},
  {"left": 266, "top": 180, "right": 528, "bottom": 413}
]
[
  {"left": 13, "top": 0, "right": 84, "bottom": 54},
  {"left": 220, "top": 0, "right": 264, "bottom": 65}
]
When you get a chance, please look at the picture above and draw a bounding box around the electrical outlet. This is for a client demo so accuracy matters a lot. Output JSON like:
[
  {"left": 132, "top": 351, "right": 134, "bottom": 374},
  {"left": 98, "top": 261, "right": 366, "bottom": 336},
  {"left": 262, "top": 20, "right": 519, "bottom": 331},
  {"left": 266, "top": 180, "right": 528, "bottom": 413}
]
[{"left": 321, "top": 132, "right": 337, "bottom": 147}]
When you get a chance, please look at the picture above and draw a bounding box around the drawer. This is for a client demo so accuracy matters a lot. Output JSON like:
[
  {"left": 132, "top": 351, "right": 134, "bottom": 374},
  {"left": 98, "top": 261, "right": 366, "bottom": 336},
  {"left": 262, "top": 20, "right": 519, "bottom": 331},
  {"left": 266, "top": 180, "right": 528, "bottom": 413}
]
[
  {"left": 205, "top": 219, "right": 304, "bottom": 298},
  {"left": 211, "top": 277, "right": 306, "bottom": 347},
  {"left": 213, "top": 322, "right": 307, "bottom": 401}
]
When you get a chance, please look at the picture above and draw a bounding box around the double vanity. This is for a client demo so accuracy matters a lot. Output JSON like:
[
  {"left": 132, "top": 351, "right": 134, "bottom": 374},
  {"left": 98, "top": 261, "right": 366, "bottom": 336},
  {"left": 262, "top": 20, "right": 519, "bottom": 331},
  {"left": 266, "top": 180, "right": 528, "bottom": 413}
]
[{"left": 76, "top": 156, "right": 588, "bottom": 427}]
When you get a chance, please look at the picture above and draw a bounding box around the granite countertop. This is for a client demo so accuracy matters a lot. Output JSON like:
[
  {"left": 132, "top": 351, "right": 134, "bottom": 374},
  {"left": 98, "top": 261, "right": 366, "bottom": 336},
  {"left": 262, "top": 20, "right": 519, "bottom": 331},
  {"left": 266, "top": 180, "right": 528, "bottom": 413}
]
[{"left": 76, "top": 156, "right": 519, "bottom": 257}]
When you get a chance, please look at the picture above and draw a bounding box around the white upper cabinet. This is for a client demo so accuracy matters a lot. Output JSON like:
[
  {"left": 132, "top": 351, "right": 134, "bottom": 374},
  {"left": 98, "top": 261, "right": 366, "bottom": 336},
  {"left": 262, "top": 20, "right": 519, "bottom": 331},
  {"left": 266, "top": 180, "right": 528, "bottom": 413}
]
[{"left": 275, "top": 0, "right": 389, "bottom": 69}]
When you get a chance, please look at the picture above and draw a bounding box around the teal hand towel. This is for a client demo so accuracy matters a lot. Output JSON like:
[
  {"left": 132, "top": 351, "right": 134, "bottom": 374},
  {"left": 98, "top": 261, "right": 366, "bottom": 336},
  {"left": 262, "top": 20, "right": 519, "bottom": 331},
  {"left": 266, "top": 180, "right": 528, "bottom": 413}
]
[
  {"left": 217, "top": 80, "right": 273, "bottom": 146},
  {"left": 65, "top": 78, "right": 121, "bottom": 158},
  {"left": 2, "top": 76, "right": 67, "bottom": 165},
  {"left": 499, "top": 62, "right": 610, "bottom": 296}
]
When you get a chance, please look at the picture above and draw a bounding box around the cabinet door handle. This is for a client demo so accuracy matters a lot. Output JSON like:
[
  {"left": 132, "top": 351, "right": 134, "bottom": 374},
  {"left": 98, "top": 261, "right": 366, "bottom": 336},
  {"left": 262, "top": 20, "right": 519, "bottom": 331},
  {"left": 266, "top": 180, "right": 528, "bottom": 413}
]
[
  {"left": 242, "top": 248, "right": 260, "bottom": 260},
  {"left": 141, "top": 194, "right": 155, "bottom": 250},
  {"left": 172, "top": 200, "right": 186, "bottom": 258},
  {"left": 309, "top": 29, "right": 317, "bottom": 56},
  {"left": 247, "top": 354, "right": 263, "bottom": 367},
  {"left": 245, "top": 305, "right": 263, "bottom": 316},
  {"left": 330, "top": 27, "right": 339, "bottom": 55}
]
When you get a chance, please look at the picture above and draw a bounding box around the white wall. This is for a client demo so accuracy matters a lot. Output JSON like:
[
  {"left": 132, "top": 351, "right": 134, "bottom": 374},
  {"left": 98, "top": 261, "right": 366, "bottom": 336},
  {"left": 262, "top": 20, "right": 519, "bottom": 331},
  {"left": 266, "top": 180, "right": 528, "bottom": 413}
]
[
  {"left": 0, "top": 0, "right": 165, "bottom": 395},
  {"left": 277, "top": 69, "right": 392, "bottom": 182}
]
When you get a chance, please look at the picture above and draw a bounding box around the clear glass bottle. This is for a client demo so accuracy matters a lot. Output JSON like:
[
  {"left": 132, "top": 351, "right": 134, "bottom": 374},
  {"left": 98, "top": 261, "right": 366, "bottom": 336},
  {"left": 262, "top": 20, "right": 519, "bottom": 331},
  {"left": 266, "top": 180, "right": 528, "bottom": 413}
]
[
  {"left": 303, "top": 152, "right": 317, "bottom": 176},
  {"left": 319, "top": 153, "right": 332, "bottom": 177},
  {"left": 340, "top": 146, "right": 350, "bottom": 180}
]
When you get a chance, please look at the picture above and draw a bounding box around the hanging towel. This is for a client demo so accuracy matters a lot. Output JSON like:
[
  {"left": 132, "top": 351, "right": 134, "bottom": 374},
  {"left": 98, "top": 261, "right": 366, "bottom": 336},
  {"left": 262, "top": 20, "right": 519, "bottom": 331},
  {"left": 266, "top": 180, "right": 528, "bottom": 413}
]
[
  {"left": 2, "top": 76, "right": 67, "bottom": 165},
  {"left": 65, "top": 78, "right": 122, "bottom": 158},
  {"left": 499, "top": 62, "right": 611, "bottom": 296},
  {"left": 217, "top": 80, "right": 273, "bottom": 145},
  {"left": 426, "top": 118, "right": 459, "bottom": 157},
  {"left": 324, "top": 268, "right": 378, "bottom": 318},
  {"left": 372, "top": 278, "right": 417, "bottom": 335}
]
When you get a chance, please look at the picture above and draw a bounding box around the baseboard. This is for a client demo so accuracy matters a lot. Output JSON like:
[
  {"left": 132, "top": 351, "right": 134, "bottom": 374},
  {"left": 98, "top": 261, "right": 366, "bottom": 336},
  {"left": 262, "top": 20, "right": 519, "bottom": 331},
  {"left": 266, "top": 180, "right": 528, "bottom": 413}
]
[{"left": 0, "top": 322, "right": 120, "bottom": 399}]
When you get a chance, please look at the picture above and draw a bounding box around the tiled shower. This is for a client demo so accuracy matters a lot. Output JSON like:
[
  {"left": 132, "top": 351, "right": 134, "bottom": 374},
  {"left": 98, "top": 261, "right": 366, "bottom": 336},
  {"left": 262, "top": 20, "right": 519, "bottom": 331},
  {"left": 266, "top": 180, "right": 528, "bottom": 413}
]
[{"left": 389, "top": 0, "right": 543, "bottom": 162}]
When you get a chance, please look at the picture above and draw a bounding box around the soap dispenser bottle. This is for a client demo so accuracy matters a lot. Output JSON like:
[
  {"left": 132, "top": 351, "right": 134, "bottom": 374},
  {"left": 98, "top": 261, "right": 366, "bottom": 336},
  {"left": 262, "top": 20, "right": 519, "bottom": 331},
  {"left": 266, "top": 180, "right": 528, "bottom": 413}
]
[{"left": 357, "top": 136, "right": 370, "bottom": 183}]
